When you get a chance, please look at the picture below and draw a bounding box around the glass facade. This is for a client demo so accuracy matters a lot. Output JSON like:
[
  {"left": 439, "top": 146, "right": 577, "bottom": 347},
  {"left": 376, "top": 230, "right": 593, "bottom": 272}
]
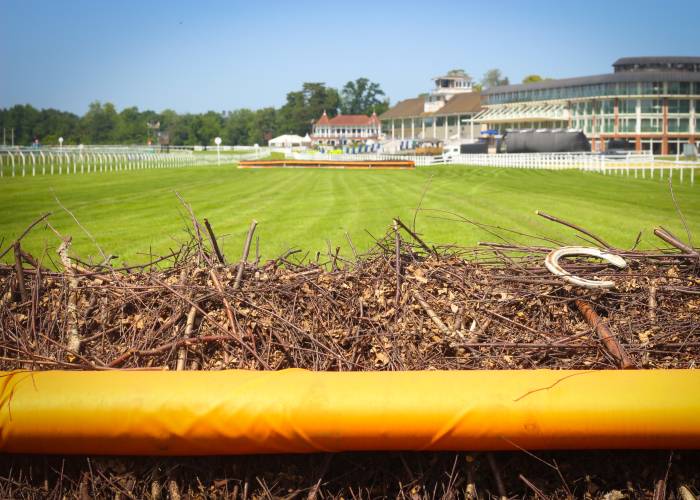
[
  {"left": 641, "top": 118, "right": 662, "bottom": 133},
  {"left": 619, "top": 118, "right": 637, "bottom": 133},
  {"left": 619, "top": 100, "right": 637, "bottom": 114},
  {"left": 600, "top": 100, "right": 615, "bottom": 113},
  {"left": 640, "top": 99, "right": 662, "bottom": 113},
  {"left": 602, "top": 118, "right": 615, "bottom": 133},
  {"left": 486, "top": 81, "right": 700, "bottom": 105},
  {"left": 668, "top": 118, "right": 690, "bottom": 133},
  {"left": 668, "top": 100, "right": 690, "bottom": 113}
]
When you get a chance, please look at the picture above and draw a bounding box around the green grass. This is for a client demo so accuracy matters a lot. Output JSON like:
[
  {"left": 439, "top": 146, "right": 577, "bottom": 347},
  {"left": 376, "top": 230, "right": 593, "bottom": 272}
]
[{"left": 0, "top": 164, "right": 698, "bottom": 265}]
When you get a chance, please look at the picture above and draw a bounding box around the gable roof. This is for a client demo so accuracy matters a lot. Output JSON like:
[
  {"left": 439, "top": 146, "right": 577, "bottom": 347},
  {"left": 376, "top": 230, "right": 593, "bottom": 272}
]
[
  {"left": 314, "top": 112, "right": 380, "bottom": 126},
  {"left": 379, "top": 93, "right": 483, "bottom": 120},
  {"left": 379, "top": 97, "right": 425, "bottom": 119},
  {"left": 326, "top": 113, "right": 379, "bottom": 126},
  {"left": 437, "top": 92, "right": 483, "bottom": 115}
]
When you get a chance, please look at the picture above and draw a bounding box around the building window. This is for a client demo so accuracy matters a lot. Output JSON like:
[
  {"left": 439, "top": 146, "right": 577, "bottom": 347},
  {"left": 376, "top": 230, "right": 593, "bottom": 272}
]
[
  {"left": 436, "top": 117, "right": 444, "bottom": 127},
  {"left": 640, "top": 99, "right": 662, "bottom": 114},
  {"left": 668, "top": 118, "right": 689, "bottom": 133},
  {"left": 668, "top": 100, "right": 690, "bottom": 114},
  {"left": 619, "top": 99, "right": 637, "bottom": 114},
  {"left": 619, "top": 118, "right": 637, "bottom": 133},
  {"left": 668, "top": 82, "right": 691, "bottom": 95},
  {"left": 600, "top": 100, "right": 614, "bottom": 114},
  {"left": 640, "top": 82, "right": 662, "bottom": 95},
  {"left": 602, "top": 118, "right": 614, "bottom": 133},
  {"left": 641, "top": 118, "right": 661, "bottom": 133}
]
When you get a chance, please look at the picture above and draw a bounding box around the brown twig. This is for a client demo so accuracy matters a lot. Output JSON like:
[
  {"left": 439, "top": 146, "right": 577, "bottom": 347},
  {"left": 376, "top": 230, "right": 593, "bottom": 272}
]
[
  {"left": 654, "top": 226, "right": 700, "bottom": 261},
  {"left": 57, "top": 237, "right": 81, "bottom": 362},
  {"left": 234, "top": 220, "right": 257, "bottom": 290},
  {"left": 536, "top": 210, "right": 612, "bottom": 248},
  {"left": 575, "top": 299, "right": 635, "bottom": 369},
  {"left": 412, "top": 290, "right": 451, "bottom": 336},
  {"left": 203, "top": 218, "right": 225, "bottom": 264},
  {"left": 394, "top": 217, "right": 436, "bottom": 256},
  {"left": 13, "top": 243, "right": 28, "bottom": 303}
]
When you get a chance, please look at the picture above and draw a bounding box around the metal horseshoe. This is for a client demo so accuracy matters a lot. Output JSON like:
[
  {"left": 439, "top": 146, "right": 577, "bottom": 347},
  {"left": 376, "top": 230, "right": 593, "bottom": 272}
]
[{"left": 545, "top": 246, "right": 627, "bottom": 289}]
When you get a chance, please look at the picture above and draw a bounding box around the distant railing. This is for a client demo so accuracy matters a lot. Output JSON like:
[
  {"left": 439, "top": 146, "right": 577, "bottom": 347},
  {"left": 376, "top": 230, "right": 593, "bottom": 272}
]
[
  {"left": 0, "top": 147, "right": 270, "bottom": 177},
  {"left": 450, "top": 152, "right": 696, "bottom": 184},
  {"left": 288, "top": 151, "right": 697, "bottom": 185}
]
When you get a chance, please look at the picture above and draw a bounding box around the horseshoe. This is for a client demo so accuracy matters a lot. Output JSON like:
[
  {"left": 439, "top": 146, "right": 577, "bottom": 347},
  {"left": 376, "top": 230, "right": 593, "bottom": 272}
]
[{"left": 545, "top": 246, "right": 627, "bottom": 289}]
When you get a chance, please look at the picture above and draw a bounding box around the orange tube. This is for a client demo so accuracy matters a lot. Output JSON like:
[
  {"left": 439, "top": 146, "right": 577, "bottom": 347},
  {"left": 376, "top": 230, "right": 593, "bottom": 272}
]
[{"left": 1, "top": 369, "right": 699, "bottom": 455}]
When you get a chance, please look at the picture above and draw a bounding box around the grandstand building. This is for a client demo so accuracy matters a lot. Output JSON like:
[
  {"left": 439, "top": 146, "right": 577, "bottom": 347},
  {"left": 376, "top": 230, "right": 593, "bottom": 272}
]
[
  {"left": 476, "top": 57, "right": 700, "bottom": 154},
  {"left": 379, "top": 71, "right": 483, "bottom": 144},
  {"left": 311, "top": 111, "right": 381, "bottom": 146}
]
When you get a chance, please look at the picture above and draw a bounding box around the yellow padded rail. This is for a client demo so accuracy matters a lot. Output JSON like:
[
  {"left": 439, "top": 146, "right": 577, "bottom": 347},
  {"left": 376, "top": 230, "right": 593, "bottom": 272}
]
[{"left": 1, "top": 369, "right": 699, "bottom": 455}]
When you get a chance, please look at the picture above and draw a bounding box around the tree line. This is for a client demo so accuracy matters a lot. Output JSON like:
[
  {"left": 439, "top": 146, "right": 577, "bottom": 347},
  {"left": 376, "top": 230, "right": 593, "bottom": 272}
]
[{"left": 0, "top": 78, "right": 389, "bottom": 147}]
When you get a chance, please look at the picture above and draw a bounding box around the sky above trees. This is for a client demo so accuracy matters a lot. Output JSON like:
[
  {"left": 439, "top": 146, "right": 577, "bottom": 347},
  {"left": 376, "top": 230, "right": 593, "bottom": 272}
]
[{"left": 1, "top": 0, "right": 697, "bottom": 115}]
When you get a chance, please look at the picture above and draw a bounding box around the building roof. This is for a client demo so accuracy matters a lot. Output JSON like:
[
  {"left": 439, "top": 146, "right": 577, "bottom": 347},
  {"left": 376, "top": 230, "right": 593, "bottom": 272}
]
[
  {"left": 483, "top": 70, "right": 700, "bottom": 96},
  {"left": 316, "top": 112, "right": 380, "bottom": 126},
  {"left": 613, "top": 56, "right": 700, "bottom": 67},
  {"left": 379, "top": 97, "right": 425, "bottom": 119},
  {"left": 379, "top": 93, "right": 483, "bottom": 120},
  {"left": 436, "top": 92, "right": 482, "bottom": 115}
]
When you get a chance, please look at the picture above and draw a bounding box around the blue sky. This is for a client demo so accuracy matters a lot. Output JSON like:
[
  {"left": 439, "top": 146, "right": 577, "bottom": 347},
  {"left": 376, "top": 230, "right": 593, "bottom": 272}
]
[{"left": 1, "top": 0, "right": 698, "bottom": 114}]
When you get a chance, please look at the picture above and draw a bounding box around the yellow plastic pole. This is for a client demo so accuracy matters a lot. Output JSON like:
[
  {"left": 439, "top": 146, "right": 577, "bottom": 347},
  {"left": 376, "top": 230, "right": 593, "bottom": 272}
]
[{"left": 1, "top": 369, "right": 699, "bottom": 455}]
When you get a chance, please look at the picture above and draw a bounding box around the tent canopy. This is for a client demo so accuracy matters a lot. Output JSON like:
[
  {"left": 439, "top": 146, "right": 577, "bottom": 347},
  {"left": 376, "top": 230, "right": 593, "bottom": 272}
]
[{"left": 269, "top": 134, "right": 306, "bottom": 147}]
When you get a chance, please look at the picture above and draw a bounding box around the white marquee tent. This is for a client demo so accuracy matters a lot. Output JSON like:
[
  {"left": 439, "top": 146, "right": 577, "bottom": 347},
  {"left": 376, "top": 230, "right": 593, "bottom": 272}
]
[{"left": 269, "top": 134, "right": 310, "bottom": 148}]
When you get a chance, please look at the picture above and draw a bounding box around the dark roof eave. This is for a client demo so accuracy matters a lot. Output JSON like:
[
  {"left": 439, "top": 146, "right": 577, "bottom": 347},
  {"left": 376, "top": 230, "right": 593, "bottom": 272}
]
[
  {"left": 613, "top": 56, "right": 700, "bottom": 66},
  {"left": 484, "top": 70, "right": 700, "bottom": 95}
]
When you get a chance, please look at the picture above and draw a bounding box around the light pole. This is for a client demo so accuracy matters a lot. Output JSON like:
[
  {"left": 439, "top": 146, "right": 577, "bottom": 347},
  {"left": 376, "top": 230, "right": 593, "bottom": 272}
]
[
  {"left": 59, "top": 137, "right": 64, "bottom": 151},
  {"left": 214, "top": 137, "right": 222, "bottom": 166}
]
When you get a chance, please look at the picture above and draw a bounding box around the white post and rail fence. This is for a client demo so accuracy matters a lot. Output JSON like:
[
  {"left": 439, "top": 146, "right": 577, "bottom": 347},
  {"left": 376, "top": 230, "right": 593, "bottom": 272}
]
[
  {"left": 0, "top": 146, "right": 271, "bottom": 178},
  {"left": 287, "top": 150, "right": 698, "bottom": 185}
]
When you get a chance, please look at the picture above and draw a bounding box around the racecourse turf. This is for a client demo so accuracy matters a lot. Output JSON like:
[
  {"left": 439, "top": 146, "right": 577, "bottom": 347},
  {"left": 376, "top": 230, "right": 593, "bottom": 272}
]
[{"left": 0, "top": 163, "right": 698, "bottom": 265}]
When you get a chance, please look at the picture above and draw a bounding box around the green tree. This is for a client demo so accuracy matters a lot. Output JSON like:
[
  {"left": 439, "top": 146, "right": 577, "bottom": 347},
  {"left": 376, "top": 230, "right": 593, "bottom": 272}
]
[
  {"left": 278, "top": 82, "right": 340, "bottom": 136},
  {"left": 116, "top": 106, "right": 147, "bottom": 144},
  {"left": 223, "top": 108, "right": 255, "bottom": 145},
  {"left": 340, "top": 78, "right": 388, "bottom": 115},
  {"left": 0, "top": 77, "right": 392, "bottom": 146},
  {"left": 248, "top": 107, "right": 277, "bottom": 145},
  {"left": 36, "top": 108, "right": 80, "bottom": 145},
  {"left": 522, "top": 74, "right": 544, "bottom": 84},
  {"left": 481, "top": 69, "right": 510, "bottom": 89},
  {"left": 192, "top": 111, "right": 223, "bottom": 145},
  {"left": 447, "top": 69, "right": 471, "bottom": 80},
  {"left": 80, "top": 101, "right": 119, "bottom": 144},
  {"left": 0, "top": 104, "right": 40, "bottom": 145}
]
